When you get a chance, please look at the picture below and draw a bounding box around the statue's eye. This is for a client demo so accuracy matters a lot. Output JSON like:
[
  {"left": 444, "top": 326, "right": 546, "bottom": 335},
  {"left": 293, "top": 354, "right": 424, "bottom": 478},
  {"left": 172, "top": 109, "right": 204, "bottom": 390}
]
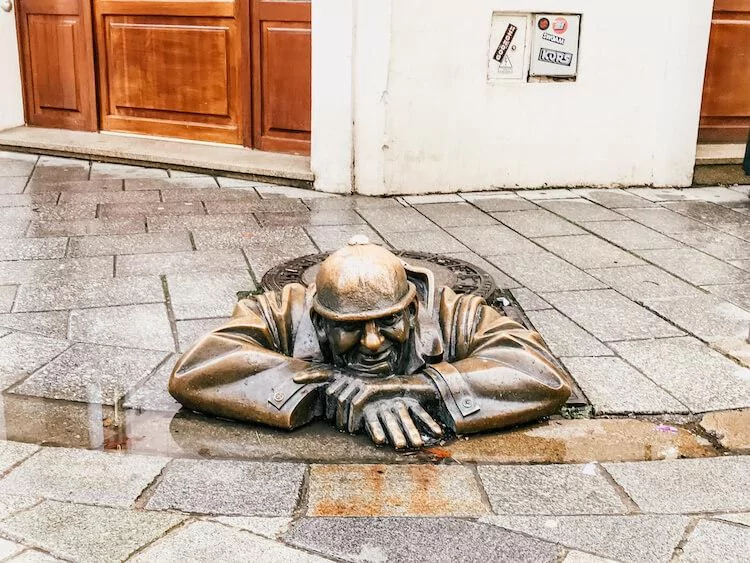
[{"left": 379, "top": 314, "right": 400, "bottom": 327}]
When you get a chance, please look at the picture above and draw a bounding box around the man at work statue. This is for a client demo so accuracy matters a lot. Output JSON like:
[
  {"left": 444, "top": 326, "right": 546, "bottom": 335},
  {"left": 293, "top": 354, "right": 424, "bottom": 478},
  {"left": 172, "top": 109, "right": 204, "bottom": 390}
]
[{"left": 169, "top": 238, "right": 570, "bottom": 449}]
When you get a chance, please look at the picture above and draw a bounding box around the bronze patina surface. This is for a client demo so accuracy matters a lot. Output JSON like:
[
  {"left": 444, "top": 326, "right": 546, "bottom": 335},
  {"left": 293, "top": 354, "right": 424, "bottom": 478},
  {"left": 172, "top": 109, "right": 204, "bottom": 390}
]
[{"left": 169, "top": 238, "right": 571, "bottom": 449}]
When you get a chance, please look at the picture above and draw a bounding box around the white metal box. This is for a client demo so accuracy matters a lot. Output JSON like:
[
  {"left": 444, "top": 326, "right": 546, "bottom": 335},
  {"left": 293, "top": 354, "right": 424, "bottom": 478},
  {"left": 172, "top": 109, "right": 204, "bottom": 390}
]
[
  {"left": 487, "top": 14, "right": 529, "bottom": 82},
  {"left": 529, "top": 14, "right": 581, "bottom": 77}
]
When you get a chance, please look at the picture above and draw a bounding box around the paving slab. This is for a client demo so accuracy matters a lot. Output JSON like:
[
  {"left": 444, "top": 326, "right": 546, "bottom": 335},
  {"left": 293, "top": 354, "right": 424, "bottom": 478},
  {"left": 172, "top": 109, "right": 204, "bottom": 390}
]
[
  {"left": 32, "top": 157, "right": 89, "bottom": 182},
  {"left": 604, "top": 456, "right": 750, "bottom": 513},
  {"left": 462, "top": 193, "right": 539, "bottom": 212},
  {"left": 493, "top": 209, "right": 585, "bottom": 238},
  {"left": 146, "top": 213, "right": 259, "bottom": 233},
  {"left": 568, "top": 220, "right": 682, "bottom": 251},
  {"left": 542, "top": 290, "right": 683, "bottom": 341},
  {"left": 535, "top": 199, "right": 625, "bottom": 222},
  {"left": 612, "top": 337, "right": 750, "bottom": 412},
  {"left": 586, "top": 265, "right": 704, "bottom": 301},
  {"left": 0, "top": 178, "right": 32, "bottom": 195},
  {"left": 680, "top": 186, "right": 750, "bottom": 204},
  {"left": 175, "top": 317, "right": 230, "bottom": 352},
  {"left": 699, "top": 409, "right": 750, "bottom": 451},
  {"left": 0, "top": 538, "right": 26, "bottom": 559},
  {"left": 11, "top": 548, "right": 65, "bottom": 562},
  {"left": 716, "top": 513, "right": 750, "bottom": 527},
  {"left": 381, "top": 229, "right": 469, "bottom": 253},
  {"left": 0, "top": 285, "right": 15, "bottom": 312},
  {"left": 13, "top": 275, "right": 164, "bottom": 312},
  {"left": 669, "top": 230, "right": 750, "bottom": 261},
  {"left": 24, "top": 204, "right": 97, "bottom": 222},
  {"left": 68, "top": 303, "right": 174, "bottom": 351},
  {"left": 356, "top": 207, "right": 436, "bottom": 233},
  {"left": 0, "top": 448, "right": 168, "bottom": 507},
  {"left": 635, "top": 247, "right": 748, "bottom": 285},
  {"left": 160, "top": 187, "right": 260, "bottom": 203},
  {"left": 680, "top": 519, "right": 750, "bottom": 563},
  {"left": 482, "top": 515, "right": 689, "bottom": 563},
  {"left": 0, "top": 152, "right": 37, "bottom": 177},
  {"left": 146, "top": 459, "right": 305, "bottom": 516},
  {"left": 67, "top": 232, "right": 192, "bottom": 257},
  {"left": 100, "top": 201, "right": 205, "bottom": 218},
  {"left": 562, "top": 550, "right": 619, "bottom": 563},
  {"left": 561, "top": 356, "right": 687, "bottom": 414},
  {"left": 90, "top": 162, "right": 169, "bottom": 179},
  {"left": 413, "top": 202, "right": 497, "bottom": 227},
  {"left": 488, "top": 253, "right": 605, "bottom": 293},
  {"left": 208, "top": 516, "right": 292, "bottom": 539},
  {"left": 123, "top": 355, "right": 181, "bottom": 413},
  {"left": 401, "top": 193, "right": 464, "bottom": 204},
  {"left": 26, "top": 179, "right": 122, "bottom": 193},
  {"left": 0, "top": 256, "right": 113, "bottom": 286},
  {"left": 205, "top": 198, "right": 309, "bottom": 214},
  {"left": 0, "top": 193, "right": 58, "bottom": 207},
  {"left": 446, "top": 251, "right": 521, "bottom": 289},
  {"left": 307, "top": 464, "right": 488, "bottom": 517},
  {"left": 191, "top": 225, "right": 311, "bottom": 251},
  {"left": 131, "top": 520, "right": 330, "bottom": 563},
  {"left": 166, "top": 271, "right": 254, "bottom": 319},
  {"left": 0, "top": 492, "right": 38, "bottom": 520},
  {"left": 305, "top": 225, "right": 384, "bottom": 252},
  {"left": 617, "top": 208, "right": 711, "bottom": 234},
  {"left": 510, "top": 288, "right": 552, "bottom": 310},
  {"left": 304, "top": 196, "right": 402, "bottom": 211},
  {"left": 447, "top": 224, "right": 543, "bottom": 255},
  {"left": 0, "top": 500, "right": 184, "bottom": 563},
  {"left": 126, "top": 177, "right": 219, "bottom": 191},
  {"left": 0, "top": 238, "right": 67, "bottom": 260},
  {"left": 703, "top": 282, "right": 750, "bottom": 311},
  {"left": 576, "top": 188, "right": 659, "bottom": 209},
  {"left": 0, "top": 331, "right": 70, "bottom": 390},
  {"left": 625, "top": 188, "right": 693, "bottom": 202},
  {"left": 517, "top": 189, "right": 579, "bottom": 200},
  {"left": 0, "top": 441, "right": 39, "bottom": 473},
  {"left": 477, "top": 463, "right": 628, "bottom": 515},
  {"left": 59, "top": 190, "right": 160, "bottom": 204},
  {"left": 256, "top": 183, "right": 331, "bottom": 199},
  {"left": 12, "top": 343, "right": 168, "bottom": 404},
  {"left": 116, "top": 249, "right": 247, "bottom": 277},
  {"left": 284, "top": 517, "right": 562, "bottom": 563},
  {"left": 526, "top": 309, "right": 612, "bottom": 357},
  {"left": 27, "top": 217, "right": 146, "bottom": 237},
  {"left": 535, "top": 234, "right": 645, "bottom": 269},
  {"left": 663, "top": 201, "right": 750, "bottom": 231}
]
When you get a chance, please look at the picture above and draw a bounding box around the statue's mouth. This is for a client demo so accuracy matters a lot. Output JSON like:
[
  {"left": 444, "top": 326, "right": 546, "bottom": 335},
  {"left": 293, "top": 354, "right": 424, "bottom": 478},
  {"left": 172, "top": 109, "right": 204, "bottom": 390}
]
[{"left": 347, "top": 346, "right": 396, "bottom": 375}]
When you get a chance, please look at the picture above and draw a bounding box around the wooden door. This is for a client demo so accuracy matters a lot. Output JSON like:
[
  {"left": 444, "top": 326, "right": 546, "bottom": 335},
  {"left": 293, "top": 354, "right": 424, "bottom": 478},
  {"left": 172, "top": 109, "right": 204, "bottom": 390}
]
[
  {"left": 16, "top": 0, "right": 97, "bottom": 130},
  {"left": 699, "top": 0, "right": 750, "bottom": 142},
  {"left": 251, "top": 0, "right": 311, "bottom": 155},
  {"left": 94, "top": 0, "right": 245, "bottom": 144}
]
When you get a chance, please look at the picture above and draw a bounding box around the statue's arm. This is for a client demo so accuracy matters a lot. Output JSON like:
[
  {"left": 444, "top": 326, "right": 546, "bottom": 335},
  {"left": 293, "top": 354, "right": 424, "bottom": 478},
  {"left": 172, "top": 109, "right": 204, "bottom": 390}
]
[
  {"left": 427, "top": 289, "right": 570, "bottom": 434},
  {"left": 168, "top": 289, "right": 328, "bottom": 430}
]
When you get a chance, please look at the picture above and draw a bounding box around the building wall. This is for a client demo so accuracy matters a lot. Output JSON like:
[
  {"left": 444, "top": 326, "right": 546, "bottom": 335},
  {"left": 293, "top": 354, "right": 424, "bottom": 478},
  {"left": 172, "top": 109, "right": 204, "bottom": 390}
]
[
  {"left": 312, "top": 0, "right": 714, "bottom": 195},
  {"left": 0, "top": 5, "right": 24, "bottom": 130}
]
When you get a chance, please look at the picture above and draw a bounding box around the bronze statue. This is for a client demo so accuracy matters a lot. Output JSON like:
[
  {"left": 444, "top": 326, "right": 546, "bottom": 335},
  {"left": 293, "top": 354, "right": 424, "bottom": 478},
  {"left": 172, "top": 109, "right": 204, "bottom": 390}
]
[{"left": 169, "top": 238, "right": 570, "bottom": 449}]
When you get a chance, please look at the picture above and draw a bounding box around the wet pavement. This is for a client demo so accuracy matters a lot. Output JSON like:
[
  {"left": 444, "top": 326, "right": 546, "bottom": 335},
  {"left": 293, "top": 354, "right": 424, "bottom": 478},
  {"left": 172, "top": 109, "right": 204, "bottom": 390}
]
[{"left": 0, "top": 151, "right": 750, "bottom": 561}]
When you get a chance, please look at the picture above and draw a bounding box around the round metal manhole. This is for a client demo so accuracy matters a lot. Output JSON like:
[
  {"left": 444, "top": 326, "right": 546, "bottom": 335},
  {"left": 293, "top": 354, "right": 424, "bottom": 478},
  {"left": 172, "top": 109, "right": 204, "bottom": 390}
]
[{"left": 261, "top": 251, "right": 497, "bottom": 300}]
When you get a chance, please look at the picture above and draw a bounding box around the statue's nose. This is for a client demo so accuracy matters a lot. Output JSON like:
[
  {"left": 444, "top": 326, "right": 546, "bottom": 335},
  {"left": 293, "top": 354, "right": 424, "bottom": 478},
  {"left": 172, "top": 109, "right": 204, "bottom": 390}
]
[{"left": 361, "top": 320, "right": 384, "bottom": 351}]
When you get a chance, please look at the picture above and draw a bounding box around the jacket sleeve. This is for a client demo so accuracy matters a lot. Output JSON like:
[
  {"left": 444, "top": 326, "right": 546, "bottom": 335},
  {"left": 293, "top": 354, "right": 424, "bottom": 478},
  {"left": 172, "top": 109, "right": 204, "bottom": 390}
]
[
  {"left": 168, "top": 283, "right": 326, "bottom": 429},
  {"left": 423, "top": 287, "right": 571, "bottom": 434}
]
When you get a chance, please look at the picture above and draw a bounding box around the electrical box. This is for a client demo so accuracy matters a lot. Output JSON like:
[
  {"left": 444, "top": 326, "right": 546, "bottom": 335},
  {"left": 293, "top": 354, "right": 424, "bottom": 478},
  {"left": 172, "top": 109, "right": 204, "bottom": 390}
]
[
  {"left": 487, "top": 14, "right": 529, "bottom": 82},
  {"left": 529, "top": 14, "right": 581, "bottom": 78}
]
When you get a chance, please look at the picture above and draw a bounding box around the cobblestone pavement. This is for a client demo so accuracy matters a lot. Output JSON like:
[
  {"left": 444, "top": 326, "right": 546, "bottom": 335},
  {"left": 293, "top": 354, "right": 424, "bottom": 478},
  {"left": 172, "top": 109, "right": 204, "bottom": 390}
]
[{"left": 1, "top": 152, "right": 750, "bottom": 561}]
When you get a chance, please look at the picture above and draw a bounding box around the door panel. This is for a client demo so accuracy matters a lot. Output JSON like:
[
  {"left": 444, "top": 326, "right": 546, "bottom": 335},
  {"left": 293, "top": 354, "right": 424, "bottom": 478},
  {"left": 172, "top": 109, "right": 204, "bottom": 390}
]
[
  {"left": 252, "top": 0, "right": 310, "bottom": 154},
  {"left": 17, "top": 0, "right": 97, "bottom": 130},
  {"left": 699, "top": 0, "right": 750, "bottom": 142},
  {"left": 95, "top": 0, "right": 243, "bottom": 144}
]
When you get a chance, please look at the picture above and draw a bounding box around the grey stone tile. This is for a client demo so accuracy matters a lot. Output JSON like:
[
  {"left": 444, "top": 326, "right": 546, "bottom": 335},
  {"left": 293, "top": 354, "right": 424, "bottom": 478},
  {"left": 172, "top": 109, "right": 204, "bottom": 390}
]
[
  {"left": 445, "top": 252, "right": 521, "bottom": 289},
  {"left": 284, "top": 517, "right": 562, "bottom": 563},
  {"left": 123, "top": 355, "right": 180, "bottom": 413},
  {"left": 253, "top": 212, "right": 312, "bottom": 227},
  {"left": 161, "top": 186, "right": 262, "bottom": 202},
  {"left": 605, "top": 456, "right": 750, "bottom": 513},
  {"left": 536, "top": 199, "right": 625, "bottom": 222},
  {"left": 90, "top": 162, "right": 169, "bottom": 179},
  {"left": 168, "top": 169, "right": 214, "bottom": 178},
  {"left": 0, "top": 332, "right": 70, "bottom": 390},
  {"left": 683, "top": 186, "right": 750, "bottom": 204},
  {"left": 561, "top": 356, "right": 687, "bottom": 414},
  {"left": 681, "top": 519, "right": 750, "bottom": 563},
  {"left": 304, "top": 209, "right": 366, "bottom": 226},
  {"left": 462, "top": 193, "right": 540, "bottom": 212},
  {"left": 625, "top": 188, "right": 694, "bottom": 202},
  {"left": 0, "top": 538, "right": 25, "bottom": 559},
  {"left": 67, "top": 232, "right": 192, "bottom": 257},
  {"left": 146, "top": 459, "right": 305, "bottom": 516},
  {"left": 0, "top": 491, "right": 38, "bottom": 521},
  {"left": 176, "top": 317, "right": 230, "bottom": 352},
  {"left": 357, "top": 207, "right": 436, "bottom": 232},
  {"left": 413, "top": 202, "right": 497, "bottom": 227},
  {"left": 586, "top": 265, "right": 704, "bottom": 301},
  {"left": 612, "top": 337, "right": 750, "bottom": 412},
  {"left": 59, "top": 190, "right": 159, "bottom": 204},
  {"left": 68, "top": 303, "right": 174, "bottom": 351},
  {"left": 0, "top": 193, "right": 58, "bottom": 207},
  {"left": 617, "top": 208, "right": 712, "bottom": 234},
  {"left": 13, "top": 276, "right": 164, "bottom": 312},
  {"left": 716, "top": 513, "right": 750, "bottom": 527},
  {"left": 0, "top": 312, "right": 69, "bottom": 339},
  {"left": 99, "top": 201, "right": 205, "bottom": 218},
  {"left": 27, "top": 217, "right": 146, "bottom": 237},
  {"left": 126, "top": 177, "right": 218, "bottom": 191},
  {"left": 31, "top": 157, "right": 89, "bottom": 182},
  {"left": 703, "top": 283, "right": 750, "bottom": 311},
  {"left": 526, "top": 309, "right": 612, "bottom": 357},
  {"left": 447, "top": 224, "right": 544, "bottom": 256},
  {"left": 381, "top": 229, "right": 469, "bottom": 253},
  {"left": 0, "top": 441, "right": 39, "bottom": 472},
  {"left": 511, "top": 288, "right": 552, "bottom": 311},
  {"left": 482, "top": 515, "right": 689, "bottom": 563},
  {"left": 493, "top": 209, "right": 585, "bottom": 238},
  {"left": 207, "top": 516, "right": 292, "bottom": 539},
  {"left": 663, "top": 200, "right": 750, "bottom": 232},
  {"left": 477, "top": 464, "right": 628, "bottom": 515},
  {"left": 0, "top": 448, "right": 168, "bottom": 507},
  {"left": 253, "top": 183, "right": 320, "bottom": 198},
  {"left": 130, "top": 520, "right": 329, "bottom": 562},
  {"left": 29, "top": 204, "right": 98, "bottom": 222},
  {"left": 517, "top": 189, "right": 579, "bottom": 200},
  {"left": 536, "top": 235, "right": 645, "bottom": 269},
  {"left": 26, "top": 179, "right": 122, "bottom": 193},
  {"left": 0, "top": 238, "right": 67, "bottom": 260},
  {"left": 487, "top": 253, "right": 606, "bottom": 293},
  {"left": 304, "top": 225, "right": 384, "bottom": 252},
  {"left": 9, "top": 548, "right": 65, "bottom": 562},
  {"left": 116, "top": 249, "right": 247, "bottom": 277},
  {"left": 0, "top": 152, "right": 37, "bottom": 177},
  {"left": 0, "top": 285, "right": 15, "bottom": 312},
  {"left": 402, "top": 193, "right": 464, "bottom": 204},
  {"left": 576, "top": 189, "right": 659, "bottom": 209},
  {"left": 0, "top": 177, "right": 29, "bottom": 194},
  {"left": 147, "top": 213, "right": 259, "bottom": 233},
  {"left": 0, "top": 256, "right": 113, "bottom": 284},
  {"left": 0, "top": 218, "right": 29, "bottom": 239},
  {"left": 669, "top": 230, "right": 750, "bottom": 261},
  {"left": 572, "top": 220, "right": 682, "bottom": 251},
  {"left": 542, "top": 290, "right": 684, "bottom": 341},
  {"left": 305, "top": 196, "right": 405, "bottom": 211},
  {"left": 636, "top": 247, "right": 748, "bottom": 285},
  {"left": 12, "top": 343, "right": 168, "bottom": 404},
  {"left": 166, "top": 271, "right": 254, "bottom": 319},
  {"left": 0, "top": 500, "right": 184, "bottom": 563},
  {"left": 732, "top": 259, "right": 750, "bottom": 272},
  {"left": 192, "top": 225, "right": 310, "bottom": 251},
  {"left": 206, "top": 198, "right": 308, "bottom": 214},
  {"left": 216, "top": 177, "right": 263, "bottom": 188}
]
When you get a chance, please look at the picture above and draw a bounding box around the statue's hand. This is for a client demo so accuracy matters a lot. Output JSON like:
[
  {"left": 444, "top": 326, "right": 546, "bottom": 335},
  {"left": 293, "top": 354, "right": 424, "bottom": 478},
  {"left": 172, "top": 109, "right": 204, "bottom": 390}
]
[{"left": 362, "top": 398, "right": 443, "bottom": 449}]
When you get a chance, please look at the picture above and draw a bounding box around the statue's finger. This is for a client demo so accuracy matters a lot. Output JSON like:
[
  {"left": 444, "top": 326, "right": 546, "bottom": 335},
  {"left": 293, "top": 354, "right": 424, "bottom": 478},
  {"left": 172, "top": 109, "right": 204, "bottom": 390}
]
[
  {"left": 335, "top": 383, "right": 358, "bottom": 429},
  {"left": 409, "top": 403, "right": 443, "bottom": 437},
  {"left": 365, "top": 410, "right": 387, "bottom": 445},
  {"left": 325, "top": 377, "right": 348, "bottom": 397},
  {"left": 394, "top": 401, "right": 423, "bottom": 448},
  {"left": 380, "top": 408, "right": 407, "bottom": 449},
  {"left": 292, "top": 370, "right": 329, "bottom": 384}
]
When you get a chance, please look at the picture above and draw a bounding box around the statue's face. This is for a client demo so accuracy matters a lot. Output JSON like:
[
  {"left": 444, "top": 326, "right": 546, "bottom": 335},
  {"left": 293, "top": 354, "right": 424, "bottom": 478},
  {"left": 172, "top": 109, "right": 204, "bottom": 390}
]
[{"left": 316, "top": 305, "right": 414, "bottom": 376}]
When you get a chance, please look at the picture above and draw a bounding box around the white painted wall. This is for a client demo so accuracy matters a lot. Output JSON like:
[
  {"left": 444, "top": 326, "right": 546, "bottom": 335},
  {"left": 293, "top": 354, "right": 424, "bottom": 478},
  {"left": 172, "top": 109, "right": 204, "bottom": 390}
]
[
  {"left": 0, "top": 2, "right": 25, "bottom": 130},
  {"left": 327, "top": 0, "right": 713, "bottom": 195}
]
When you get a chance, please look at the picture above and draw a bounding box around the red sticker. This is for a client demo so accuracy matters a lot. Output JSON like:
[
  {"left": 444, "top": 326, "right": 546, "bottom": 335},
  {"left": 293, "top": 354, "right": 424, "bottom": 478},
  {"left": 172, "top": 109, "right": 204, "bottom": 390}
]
[
  {"left": 552, "top": 17, "right": 568, "bottom": 35},
  {"left": 538, "top": 17, "right": 550, "bottom": 31}
]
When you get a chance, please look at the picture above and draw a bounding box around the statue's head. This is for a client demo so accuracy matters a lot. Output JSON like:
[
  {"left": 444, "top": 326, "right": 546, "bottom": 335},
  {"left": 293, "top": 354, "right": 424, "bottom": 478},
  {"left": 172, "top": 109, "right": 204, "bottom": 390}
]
[{"left": 311, "top": 237, "right": 419, "bottom": 376}]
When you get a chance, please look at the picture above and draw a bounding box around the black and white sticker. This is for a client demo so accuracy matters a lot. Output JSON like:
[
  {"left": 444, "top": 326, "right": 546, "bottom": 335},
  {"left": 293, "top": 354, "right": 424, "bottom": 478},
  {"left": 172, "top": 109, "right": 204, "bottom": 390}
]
[
  {"left": 538, "top": 47, "right": 573, "bottom": 66},
  {"left": 542, "top": 32, "right": 565, "bottom": 46},
  {"left": 493, "top": 23, "right": 518, "bottom": 64}
]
